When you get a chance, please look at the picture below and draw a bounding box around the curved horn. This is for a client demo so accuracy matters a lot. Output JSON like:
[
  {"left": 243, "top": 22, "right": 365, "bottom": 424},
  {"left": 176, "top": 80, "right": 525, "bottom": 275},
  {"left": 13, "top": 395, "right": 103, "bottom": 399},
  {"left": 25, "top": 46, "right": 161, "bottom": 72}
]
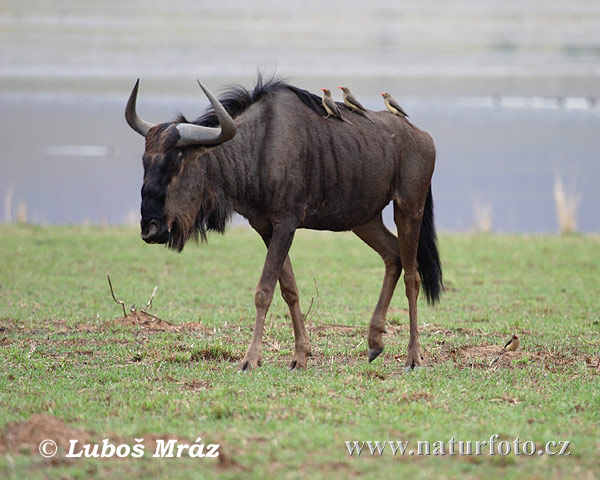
[
  {"left": 125, "top": 79, "right": 156, "bottom": 137},
  {"left": 175, "top": 80, "right": 237, "bottom": 147}
]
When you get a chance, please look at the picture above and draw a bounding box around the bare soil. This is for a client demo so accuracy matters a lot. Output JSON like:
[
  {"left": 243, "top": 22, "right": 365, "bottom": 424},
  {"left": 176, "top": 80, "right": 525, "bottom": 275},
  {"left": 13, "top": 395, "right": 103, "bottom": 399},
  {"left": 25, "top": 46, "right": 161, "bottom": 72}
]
[
  {"left": 109, "top": 311, "right": 213, "bottom": 333},
  {"left": 0, "top": 414, "right": 241, "bottom": 468},
  {"left": 3, "top": 315, "right": 597, "bottom": 373},
  {"left": 0, "top": 414, "right": 90, "bottom": 455}
]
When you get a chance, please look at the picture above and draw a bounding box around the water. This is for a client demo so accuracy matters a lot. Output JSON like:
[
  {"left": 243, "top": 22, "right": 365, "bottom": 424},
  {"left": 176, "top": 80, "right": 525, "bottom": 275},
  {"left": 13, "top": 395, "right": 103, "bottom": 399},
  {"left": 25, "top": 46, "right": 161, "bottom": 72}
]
[{"left": 1, "top": 0, "right": 600, "bottom": 232}]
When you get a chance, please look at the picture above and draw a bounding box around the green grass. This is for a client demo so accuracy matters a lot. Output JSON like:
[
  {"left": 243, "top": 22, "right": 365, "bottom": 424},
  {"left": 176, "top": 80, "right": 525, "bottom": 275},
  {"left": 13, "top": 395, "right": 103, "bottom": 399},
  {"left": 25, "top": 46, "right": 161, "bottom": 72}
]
[{"left": 0, "top": 225, "right": 599, "bottom": 479}]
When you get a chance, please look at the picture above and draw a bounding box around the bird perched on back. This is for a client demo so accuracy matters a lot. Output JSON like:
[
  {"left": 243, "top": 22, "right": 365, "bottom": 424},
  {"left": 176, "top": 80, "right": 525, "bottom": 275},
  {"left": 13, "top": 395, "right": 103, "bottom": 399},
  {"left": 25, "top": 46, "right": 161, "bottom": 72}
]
[
  {"left": 321, "top": 88, "right": 355, "bottom": 125},
  {"left": 381, "top": 93, "right": 415, "bottom": 129},
  {"left": 381, "top": 92, "right": 409, "bottom": 118},
  {"left": 339, "top": 86, "right": 374, "bottom": 123},
  {"left": 503, "top": 334, "right": 520, "bottom": 352}
]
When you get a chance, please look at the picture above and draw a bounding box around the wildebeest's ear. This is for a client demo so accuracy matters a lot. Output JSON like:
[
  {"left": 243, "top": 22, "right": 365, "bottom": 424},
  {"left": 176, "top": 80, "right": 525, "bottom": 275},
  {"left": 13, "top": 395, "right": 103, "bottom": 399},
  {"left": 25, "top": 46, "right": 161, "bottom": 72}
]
[
  {"left": 181, "top": 146, "right": 210, "bottom": 166},
  {"left": 174, "top": 81, "right": 237, "bottom": 147}
]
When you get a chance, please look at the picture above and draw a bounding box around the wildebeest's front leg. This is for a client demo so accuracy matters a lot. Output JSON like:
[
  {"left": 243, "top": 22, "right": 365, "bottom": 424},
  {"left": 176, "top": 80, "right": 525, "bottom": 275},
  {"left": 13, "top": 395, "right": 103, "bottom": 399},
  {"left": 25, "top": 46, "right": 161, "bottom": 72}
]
[
  {"left": 253, "top": 223, "right": 311, "bottom": 370},
  {"left": 352, "top": 215, "right": 402, "bottom": 362},
  {"left": 278, "top": 256, "right": 311, "bottom": 370},
  {"left": 240, "top": 222, "right": 296, "bottom": 371},
  {"left": 394, "top": 200, "right": 424, "bottom": 371}
]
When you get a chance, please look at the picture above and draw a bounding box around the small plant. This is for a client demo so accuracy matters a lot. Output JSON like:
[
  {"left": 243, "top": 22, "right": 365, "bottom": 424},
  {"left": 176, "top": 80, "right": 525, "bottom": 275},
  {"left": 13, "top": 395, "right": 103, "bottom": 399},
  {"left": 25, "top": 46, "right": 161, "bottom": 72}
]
[
  {"left": 472, "top": 198, "right": 493, "bottom": 233},
  {"left": 16, "top": 201, "right": 28, "bottom": 224},
  {"left": 3, "top": 187, "right": 14, "bottom": 223},
  {"left": 554, "top": 176, "right": 580, "bottom": 234},
  {"left": 514, "top": 356, "right": 533, "bottom": 366}
]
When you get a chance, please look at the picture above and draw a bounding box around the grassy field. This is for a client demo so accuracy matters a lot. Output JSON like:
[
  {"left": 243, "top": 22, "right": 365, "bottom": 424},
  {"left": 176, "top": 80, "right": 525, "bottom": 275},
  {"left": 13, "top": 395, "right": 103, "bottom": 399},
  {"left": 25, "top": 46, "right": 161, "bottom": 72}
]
[{"left": 0, "top": 225, "right": 599, "bottom": 479}]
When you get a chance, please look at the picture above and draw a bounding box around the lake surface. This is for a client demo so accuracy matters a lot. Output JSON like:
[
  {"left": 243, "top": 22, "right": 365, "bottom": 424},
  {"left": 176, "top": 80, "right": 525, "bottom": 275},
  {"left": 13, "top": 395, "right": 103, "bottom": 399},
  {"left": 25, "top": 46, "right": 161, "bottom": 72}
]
[{"left": 2, "top": 0, "right": 599, "bottom": 232}]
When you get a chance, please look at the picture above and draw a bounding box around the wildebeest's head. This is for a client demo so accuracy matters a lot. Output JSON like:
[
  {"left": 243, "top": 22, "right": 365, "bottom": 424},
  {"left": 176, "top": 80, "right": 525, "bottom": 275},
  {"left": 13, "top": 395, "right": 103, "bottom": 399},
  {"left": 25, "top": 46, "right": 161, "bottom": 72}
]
[{"left": 125, "top": 80, "right": 236, "bottom": 250}]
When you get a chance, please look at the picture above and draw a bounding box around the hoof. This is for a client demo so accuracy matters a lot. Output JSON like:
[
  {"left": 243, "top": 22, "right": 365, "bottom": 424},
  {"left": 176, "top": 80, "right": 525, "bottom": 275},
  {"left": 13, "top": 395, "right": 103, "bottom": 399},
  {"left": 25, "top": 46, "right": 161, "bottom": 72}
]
[
  {"left": 238, "top": 357, "right": 262, "bottom": 372},
  {"left": 288, "top": 354, "right": 309, "bottom": 371},
  {"left": 403, "top": 348, "right": 424, "bottom": 372},
  {"left": 368, "top": 348, "right": 384, "bottom": 362},
  {"left": 404, "top": 365, "right": 424, "bottom": 373},
  {"left": 238, "top": 360, "right": 252, "bottom": 372}
]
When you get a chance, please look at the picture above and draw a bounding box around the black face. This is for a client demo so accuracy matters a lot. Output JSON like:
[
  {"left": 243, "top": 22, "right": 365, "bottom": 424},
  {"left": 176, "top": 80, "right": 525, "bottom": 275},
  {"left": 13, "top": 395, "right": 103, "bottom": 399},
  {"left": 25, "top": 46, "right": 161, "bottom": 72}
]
[{"left": 140, "top": 149, "right": 183, "bottom": 244}]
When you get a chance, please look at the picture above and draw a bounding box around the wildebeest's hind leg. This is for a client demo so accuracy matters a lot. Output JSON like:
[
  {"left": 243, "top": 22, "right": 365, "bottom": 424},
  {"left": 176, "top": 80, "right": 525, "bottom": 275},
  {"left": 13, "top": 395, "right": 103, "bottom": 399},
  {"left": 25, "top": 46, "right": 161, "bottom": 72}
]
[
  {"left": 393, "top": 200, "right": 424, "bottom": 371},
  {"left": 352, "top": 214, "right": 402, "bottom": 363},
  {"left": 240, "top": 222, "right": 296, "bottom": 371}
]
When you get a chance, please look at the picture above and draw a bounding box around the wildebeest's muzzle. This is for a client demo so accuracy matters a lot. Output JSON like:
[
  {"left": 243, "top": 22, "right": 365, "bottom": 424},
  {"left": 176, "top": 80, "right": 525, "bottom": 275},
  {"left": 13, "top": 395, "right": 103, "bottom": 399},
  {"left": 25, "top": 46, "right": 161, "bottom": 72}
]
[{"left": 140, "top": 218, "right": 169, "bottom": 244}]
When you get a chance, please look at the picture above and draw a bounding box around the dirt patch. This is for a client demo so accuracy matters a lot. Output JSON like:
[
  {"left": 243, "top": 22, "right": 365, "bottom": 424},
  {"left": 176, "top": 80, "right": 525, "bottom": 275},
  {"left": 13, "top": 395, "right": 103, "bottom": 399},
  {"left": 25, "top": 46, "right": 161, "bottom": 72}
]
[
  {"left": 0, "top": 416, "right": 233, "bottom": 466},
  {"left": 0, "top": 414, "right": 91, "bottom": 455},
  {"left": 307, "top": 322, "right": 485, "bottom": 339},
  {"left": 429, "top": 343, "right": 582, "bottom": 370},
  {"left": 1, "top": 315, "right": 213, "bottom": 337},
  {"left": 104, "top": 275, "right": 213, "bottom": 334},
  {"left": 399, "top": 391, "right": 432, "bottom": 402},
  {"left": 308, "top": 324, "right": 363, "bottom": 335},
  {"left": 216, "top": 443, "right": 244, "bottom": 471},
  {"left": 490, "top": 394, "right": 521, "bottom": 405},
  {"left": 363, "top": 369, "right": 387, "bottom": 380},
  {"left": 108, "top": 311, "right": 213, "bottom": 334},
  {"left": 180, "top": 379, "right": 211, "bottom": 391},
  {"left": 444, "top": 344, "right": 508, "bottom": 368},
  {"left": 190, "top": 347, "right": 239, "bottom": 362}
]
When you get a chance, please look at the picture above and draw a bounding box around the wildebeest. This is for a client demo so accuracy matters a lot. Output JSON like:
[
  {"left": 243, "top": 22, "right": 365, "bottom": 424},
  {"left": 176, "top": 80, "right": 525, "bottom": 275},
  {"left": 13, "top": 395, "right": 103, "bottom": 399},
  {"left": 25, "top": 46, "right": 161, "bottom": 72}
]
[{"left": 125, "top": 76, "right": 442, "bottom": 371}]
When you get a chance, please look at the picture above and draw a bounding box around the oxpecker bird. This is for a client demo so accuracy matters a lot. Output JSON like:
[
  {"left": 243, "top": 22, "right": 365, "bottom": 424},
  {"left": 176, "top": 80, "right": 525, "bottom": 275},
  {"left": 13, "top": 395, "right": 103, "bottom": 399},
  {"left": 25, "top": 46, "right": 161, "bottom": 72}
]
[
  {"left": 339, "top": 86, "right": 375, "bottom": 122},
  {"left": 381, "top": 92, "right": 409, "bottom": 118},
  {"left": 339, "top": 86, "right": 367, "bottom": 113},
  {"left": 382, "top": 92, "right": 416, "bottom": 128},
  {"left": 321, "top": 88, "right": 355, "bottom": 125}
]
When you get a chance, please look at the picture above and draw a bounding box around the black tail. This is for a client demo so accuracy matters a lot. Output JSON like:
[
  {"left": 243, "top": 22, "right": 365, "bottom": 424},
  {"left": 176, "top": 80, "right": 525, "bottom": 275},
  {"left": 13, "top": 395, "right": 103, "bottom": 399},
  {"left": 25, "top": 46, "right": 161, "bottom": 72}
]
[{"left": 417, "top": 187, "right": 443, "bottom": 304}]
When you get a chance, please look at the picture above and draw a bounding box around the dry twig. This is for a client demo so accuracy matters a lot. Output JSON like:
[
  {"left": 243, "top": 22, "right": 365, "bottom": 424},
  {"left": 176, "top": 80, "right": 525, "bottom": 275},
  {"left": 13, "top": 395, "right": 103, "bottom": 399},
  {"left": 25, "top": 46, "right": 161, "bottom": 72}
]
[
  {"left": 304, "top": 278, "right": 321, "bottom": 324},
  {"left": 142, "top": 286, "right": 158, "bottom": 313},
  {"left": 107, "top": 275, "right": 127, "bottom": 317}
]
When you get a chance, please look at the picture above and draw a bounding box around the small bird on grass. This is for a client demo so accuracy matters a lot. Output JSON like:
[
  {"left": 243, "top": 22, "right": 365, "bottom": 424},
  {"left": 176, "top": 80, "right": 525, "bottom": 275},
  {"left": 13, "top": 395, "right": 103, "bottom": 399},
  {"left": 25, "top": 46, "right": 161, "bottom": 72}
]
[
  {"left": 321, "top": 88, "right": 355, "bottom": 126},
  {"left": 503, "top": 333, "right": 520, "bottom": 352},
  {"left": 339, "top": 86, "right": 375, "bottom": 122},
  {"left": 490, "top": 333, "right": 520, "bottom": 365}
]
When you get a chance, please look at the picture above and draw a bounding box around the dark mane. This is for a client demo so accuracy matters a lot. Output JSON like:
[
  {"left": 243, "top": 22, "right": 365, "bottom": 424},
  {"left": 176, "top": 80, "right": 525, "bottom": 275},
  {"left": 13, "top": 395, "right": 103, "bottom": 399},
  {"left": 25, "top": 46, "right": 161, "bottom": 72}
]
[
  {"left": 285, "top": 85, "right": 326, "bottom": 116},
  {"left": 176, "top": 74, "right": 325, "bottom": 125}
]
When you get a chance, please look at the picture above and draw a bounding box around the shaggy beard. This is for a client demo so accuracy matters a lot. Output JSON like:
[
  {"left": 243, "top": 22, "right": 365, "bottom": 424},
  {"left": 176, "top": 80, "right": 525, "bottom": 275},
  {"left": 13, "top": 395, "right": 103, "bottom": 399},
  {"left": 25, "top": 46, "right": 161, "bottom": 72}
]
[{"left": 167, "top": 201, "right": 232, "bottom": 252}]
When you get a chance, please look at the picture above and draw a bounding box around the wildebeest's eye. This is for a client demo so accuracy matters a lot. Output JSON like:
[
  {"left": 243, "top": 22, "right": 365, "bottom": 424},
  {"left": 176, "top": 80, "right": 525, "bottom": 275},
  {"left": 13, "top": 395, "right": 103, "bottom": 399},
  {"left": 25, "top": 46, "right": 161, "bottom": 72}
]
[
  {"left": 166, "top": 153, "right": 183, "bottom": 178},
  {"left": 174, "top": 152, "right": 184, "bottom": 169}
]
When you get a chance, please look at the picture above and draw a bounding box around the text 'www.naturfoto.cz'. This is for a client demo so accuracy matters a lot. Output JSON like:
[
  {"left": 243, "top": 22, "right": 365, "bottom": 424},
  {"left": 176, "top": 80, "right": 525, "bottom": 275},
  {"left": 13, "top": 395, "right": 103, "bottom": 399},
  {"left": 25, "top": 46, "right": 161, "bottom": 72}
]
[{"left": 345, "top": 435, "right": 571, "bottom": 457}]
